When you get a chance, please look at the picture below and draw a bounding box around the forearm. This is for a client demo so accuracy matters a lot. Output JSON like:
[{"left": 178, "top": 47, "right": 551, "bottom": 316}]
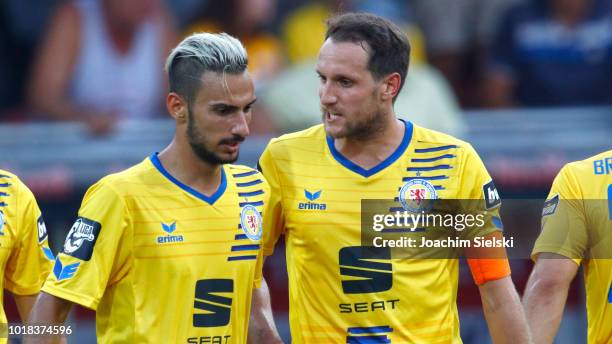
[
  {"left": 522, "top": 277, "right": 569, "bottom": 343},
  {"left": 248, "top": 278, "right": 283, "bottom": 344},
  {"left": 23, "top": 292, "right": 72, "bottom": 344},
  {"left": 480, "top": 277, "right": 531, "bottom": 344},
  {"left": 521, "top": 253, "right": 578, "bottom": 343},
  {"left": 13, "top": 294, "right": 38, "bottom": 321}
]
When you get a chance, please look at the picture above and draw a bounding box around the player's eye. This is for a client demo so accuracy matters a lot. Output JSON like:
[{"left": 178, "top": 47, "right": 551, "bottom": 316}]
[
  {"left": 338, "top": 78, "right": 353, "bottom": 87},
  {"left": 215, "top": 106, "right": 232, "bottom": 115}
]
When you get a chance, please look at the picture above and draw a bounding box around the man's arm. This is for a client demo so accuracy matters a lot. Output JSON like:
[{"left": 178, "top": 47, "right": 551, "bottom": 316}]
[
  {"left": 23, "top": 292, "right": 73, "bottom": 344},
  {"left": 522, "top": 253, "right": 579, "bottom": 344},
  {"left": 248, "top": 277, "right": 283, "bottom": 344},
  {"left": 13, "top": 294, "right": 38, "bottom": 321},
  {"left": 479, "top": 275, "right": 531, "bottom": 344}
]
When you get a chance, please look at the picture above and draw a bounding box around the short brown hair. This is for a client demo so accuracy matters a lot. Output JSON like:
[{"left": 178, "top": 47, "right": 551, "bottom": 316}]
[{"left": 326, "top": 12, "right": 410, "bottom": 99}]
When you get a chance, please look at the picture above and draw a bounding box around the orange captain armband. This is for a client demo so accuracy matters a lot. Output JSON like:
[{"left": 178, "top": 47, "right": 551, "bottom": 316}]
[{"left": 466, "top": 232, "right": 511, "bottom": 286}]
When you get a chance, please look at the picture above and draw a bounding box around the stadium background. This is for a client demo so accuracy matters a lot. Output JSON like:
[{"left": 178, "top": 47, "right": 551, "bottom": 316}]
[{"left": 1, "top": 0, "right": 611, "bottom": 342}]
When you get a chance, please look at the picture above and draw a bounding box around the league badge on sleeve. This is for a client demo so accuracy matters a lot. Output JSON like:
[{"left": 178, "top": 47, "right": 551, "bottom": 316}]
[
  {"left": 542, "top": 194, "right": 559, "bottom": 217},
  {"left": 240, "top": 205, "right": 263, "bottom": 241},
  {"left": 63, "top": 217, "right": 101, "bottom": 261},
  {"left": 399, "top": 179, "right": 438, "bottom": 213}
]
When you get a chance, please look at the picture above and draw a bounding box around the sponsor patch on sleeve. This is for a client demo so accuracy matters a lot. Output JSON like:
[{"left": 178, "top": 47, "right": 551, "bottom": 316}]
[
  {"left": 542, "top": 195, "right": 559, "bottom": 217},
  {"left": 483, "top": 180, "right": 501, "bottom": 210},
  {"left": 37, "top": 215, "right": 48, "bottom": 244},
  {"left": 63, "top": 217, "right": 101, "bottom": 261}
]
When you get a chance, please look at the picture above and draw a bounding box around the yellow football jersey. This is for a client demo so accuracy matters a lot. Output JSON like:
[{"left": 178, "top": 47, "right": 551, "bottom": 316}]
[
  {"left": 532, "top": 150, "right": 612, "bottom": 344},
  {"left": 42, "top": 154, "right": 269, "bottom": 343},
  {"left": 259, "top": 122, "right": 505, "bottom": 343},
  {"left": 0, "top": 170, "right": 53, "bottom": 338}
]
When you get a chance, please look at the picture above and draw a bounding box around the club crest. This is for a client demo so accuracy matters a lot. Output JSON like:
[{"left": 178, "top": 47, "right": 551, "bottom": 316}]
[
  {"left": 399, "top": 179, "right": 438, "bottom": 212},
  {"left": 240, "top": 205, "right": 262, "bottom": 241}
]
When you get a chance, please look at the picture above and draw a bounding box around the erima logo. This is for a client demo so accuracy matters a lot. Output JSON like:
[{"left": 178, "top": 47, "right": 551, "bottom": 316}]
[
  {"left": 483, "top": 180, "right": 501, "bottom": 210},
  {"left": 298, "top": 189, "right": 327, "bottom": 210},
  {"left": 157, "top": 221, "right": 184, "bottom": 244},
  {"left": 53, "top": 258, "right": 80, "bottom": 281}
]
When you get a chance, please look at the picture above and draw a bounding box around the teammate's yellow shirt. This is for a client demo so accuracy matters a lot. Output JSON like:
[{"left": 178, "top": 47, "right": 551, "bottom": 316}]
[
  {"left": 0, "top": 170, "right": 53, "bottom": 338},
  {"left": 259, "top": 122, "right": 505, "bottom": 343},
  {"left": 42, "top": 154, "right": 269, "bottom": 343},
  {"left": 532, "top": 150, "right": 612, "bottom": 344}
]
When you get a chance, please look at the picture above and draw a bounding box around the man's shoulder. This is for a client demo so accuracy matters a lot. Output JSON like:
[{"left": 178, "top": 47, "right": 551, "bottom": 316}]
[
  {"left": 558, "top": 149, "right": 612, "bottom": 185},
  {"left": 265, "top": 124, "right": 326, "bottom": 155},
  {"left": 90, "top": 158, "right": 155, "bottom": 195},
  {"left": 0, "top": 169, "right": 23, "bottom": 192},
  {"left": 0, "top": 169, "right": 18, "bottom": 180},
  {"left": 411, "top": 124, "right": 475, "bottom": 154},
  {"left": 567, "top": 150, "right": 611, "bottom": 171},
  {"left": 226, "top": 164, "right": 266, "bottom": 182},
  {"left": 0, "top": 169, "right": 39, "bottom": 202},
  {"left": 226, "top": 165, "right": 271, "bottom": 197}
]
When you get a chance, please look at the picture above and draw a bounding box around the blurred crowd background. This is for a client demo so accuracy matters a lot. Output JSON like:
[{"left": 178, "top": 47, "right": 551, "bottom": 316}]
[{"left": 1, "top": 0, "right": 611, "bottom": 343}]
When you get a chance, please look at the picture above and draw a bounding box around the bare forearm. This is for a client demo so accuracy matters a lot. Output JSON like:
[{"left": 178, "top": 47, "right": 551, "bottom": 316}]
[
  {"left": 248, "top": 278, "right": 283, "bottom": 344},
  {"left": 24, "top": 292, "right": 72, "bottom": 344},
  {"left": 521, "top": 254, "right": 578, "bottom": 344},
  {"left": 480, "top": 278, "right": 531, "bottom": 344},
  {"left": 522, "top": 279, "right": 569, "bottom": 343},
  {"left": 14, "top": 294, "right": 38, "bottom": 321}
]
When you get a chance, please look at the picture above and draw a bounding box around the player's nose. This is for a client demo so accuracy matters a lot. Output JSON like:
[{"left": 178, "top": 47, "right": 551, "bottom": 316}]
[
  {"left": 231, "top": 112, "right": 250, "bottom": 138},
  {"left": 319, "top": 82, "right": 337, "bottom": 106}
]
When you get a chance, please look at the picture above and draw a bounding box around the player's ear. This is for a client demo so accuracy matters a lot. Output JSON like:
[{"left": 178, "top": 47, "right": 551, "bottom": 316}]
[
  {"left": 166, "top": 92, "right": 188, "bottom": 123},
  {"left": 380, "top": 73, "right": 401, "bottom": 101}
]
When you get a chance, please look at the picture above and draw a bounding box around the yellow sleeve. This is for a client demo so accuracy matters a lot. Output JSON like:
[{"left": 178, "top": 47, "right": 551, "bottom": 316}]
[
  {"left": 458, "top": 146, "right": 511, "bottom": 284},
  {"left": 457, "top": 145, "right": 503, "bottom": 239},
  {"left": 253, "top": 175, "right": 271, "bottom": 288},
  {"left": 42, "top": 179, "right": 131, "bottom": 310},
  {"left": 4, "top": 182, "right": 53, "bottom": 295},
  {"left": 258, "top": 143, "right": 285, "bottom": 257},
  {"left": 532, "top": 166, "right": 585, "bottom": 265}
]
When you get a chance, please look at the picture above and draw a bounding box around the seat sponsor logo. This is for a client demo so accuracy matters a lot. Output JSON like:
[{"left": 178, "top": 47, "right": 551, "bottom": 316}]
[
  {"left": 339, "top": 246, "right": 393, "bottom": 294},
  {"left": 193, "top": 279, "right": 233, "bottom": 327}
]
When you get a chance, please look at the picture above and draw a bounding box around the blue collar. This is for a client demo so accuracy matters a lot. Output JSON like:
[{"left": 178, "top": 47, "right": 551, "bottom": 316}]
[
  {"left": 326, "top": 120, "right": 413, "bottom": 178},
  {"left": 149, "top": 153, "right": 227, "bottom": 205}
]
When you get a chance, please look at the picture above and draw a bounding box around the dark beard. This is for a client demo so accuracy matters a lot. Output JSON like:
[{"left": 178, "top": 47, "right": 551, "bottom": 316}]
[
  {"left": 324, "top": 109, "right": 387, "bottom": 141},
  {"left": 186, "top": 109, "right": 242, "bottom": 165}
]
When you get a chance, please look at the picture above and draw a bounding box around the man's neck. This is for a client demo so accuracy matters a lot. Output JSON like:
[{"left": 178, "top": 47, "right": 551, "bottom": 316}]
[
  {"left": 334, "top": 117, "right": 405, "bottom": 170},
  {"left": 157, "top": 140, "right": 223, "bottom": 196}
]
